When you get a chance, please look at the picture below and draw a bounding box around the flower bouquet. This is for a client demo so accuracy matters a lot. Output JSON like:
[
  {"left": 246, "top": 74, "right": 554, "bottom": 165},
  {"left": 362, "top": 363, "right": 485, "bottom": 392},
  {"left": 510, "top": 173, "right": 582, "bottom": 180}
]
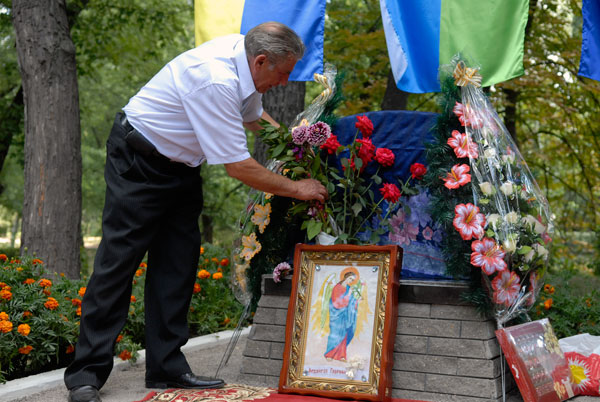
[{"left": 425, "top": 57, "right": 554, "bottom": 326}]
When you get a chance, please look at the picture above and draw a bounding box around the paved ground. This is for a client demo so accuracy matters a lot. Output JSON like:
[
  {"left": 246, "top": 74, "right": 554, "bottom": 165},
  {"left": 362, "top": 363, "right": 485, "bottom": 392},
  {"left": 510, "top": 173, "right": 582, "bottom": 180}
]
[
  {"left": 0, "top": 328, "right": 261, "bottom": 402},
  {"left": 0, "top": 328, "right": 597, "bottom": 402}
]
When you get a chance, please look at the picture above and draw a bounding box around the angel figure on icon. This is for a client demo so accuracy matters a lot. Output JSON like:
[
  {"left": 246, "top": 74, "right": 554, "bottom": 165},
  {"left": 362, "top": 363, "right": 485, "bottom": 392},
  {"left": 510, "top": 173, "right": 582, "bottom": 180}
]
[{"left": 310, "top": 267, "right": 371, "bottom": 362}]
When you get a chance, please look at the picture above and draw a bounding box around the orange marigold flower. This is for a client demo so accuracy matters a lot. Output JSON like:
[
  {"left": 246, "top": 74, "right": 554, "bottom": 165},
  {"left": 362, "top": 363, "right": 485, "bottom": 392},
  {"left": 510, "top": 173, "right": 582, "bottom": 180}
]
[
  {"left": 78, "top": 287, "right": 86, "bottom": 298},
  {"left": 66, "top": 345, "right": 75, "bottom": 354},
  {"left": 543, "top": 284, "right": 555, "bottom": 294},
  {"left": 0, "top": 254, "right": 7, "bottom": 262},
  {"left": 22, "top": 311, "right": 32, "bottom": 318},
  {"left": 60, "top": 273, "right": 65, "bottom": 277},
  {"left": 19, "top": 345, "right": 33, "bottom": 355},
  {"left": 212, "top": 272, "right": 223, "bottom": 280},
  {"left": 0, "top": 320, "right": 13, "bottom": 333},
  {"left": 139, "top": 262, "right": 147, "bottom": 268},
  {"left": 43, "top": 289, "right": 52, "bottom": 296},
  {"left": 204, "top": 258, "right": 209, "bottom": 263},
  {"left": 0, "top": 289, "right": 12, "bottom": 301},
  {"left": 44, "top": 297, "right": 59, "bottom": 310},
  {"left": 17, "top": 323, "right": 30, "bottom": 336},
  {"left": 222, "top": 317, "right": 231, "bottom": 325},
  {"left": 130, "top": 295, "right": 136, "bottom": 303},
  {"left": 197, "top": 269, "right": 210, "bottom": 279},
  {"left": 217, "top": 267, "right": 223, "bottom": 272},
  {"left": 135, "top": 269, "right": 145, "bottom": 277},
  {"left": 76, "top": 306, "right": 82, "bottom": 316},
  {"left": 10, "top": 259, "right": 20, "bottom": 264},
  {"left": 71, "top": 298, "right": 82, "bottom": 307},
  {"left": 23, "top": 278, "right": 36, "bottom": 285},
  {"left": 32, "top": 258, "right": 43, "bottom": 265},
  {"left": 0, "top": 312, "right": 7, "bottom": 320},
  {"left": 119, "top": 350, "right": 132, "bottom": 361},
  {"left": 544, "top": 298, "right": 553, "bottom": 310},
  {"left": 38, "top": 278, "right": 52, "bottom": 288},
  {"left": 16, "top": 267, "right": 23, "bottom": 272},
  {"left": 0, "top": 282, "right": 5, "bottom": 288},
  {"left": 200, "top": 246, "right": 205, "bottom": 254},
  {"left": 211, "top": 257, "right": 219, "bottom": 263},
  {"left": 193, "top": 283, "right": 201, "bottom": 294},
  {"left": 116, "top": 334, "right": 123, "bottom": 343},
  {"left": 586, "top": 298, "right": 592, "bottom": 308},
  {"left": 220, "top": 258, "right": 229, "bottom": 267}
]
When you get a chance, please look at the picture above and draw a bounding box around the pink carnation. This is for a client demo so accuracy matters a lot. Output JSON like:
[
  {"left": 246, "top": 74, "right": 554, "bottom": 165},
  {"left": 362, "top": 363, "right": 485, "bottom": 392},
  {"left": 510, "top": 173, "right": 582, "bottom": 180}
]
[{"left": 307, "top": 122, "right": 331, "bottom": 146}]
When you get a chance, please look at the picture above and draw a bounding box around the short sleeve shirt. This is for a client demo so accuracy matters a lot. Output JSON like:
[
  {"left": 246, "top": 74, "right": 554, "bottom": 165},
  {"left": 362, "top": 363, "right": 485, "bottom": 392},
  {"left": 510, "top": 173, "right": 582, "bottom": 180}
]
[{"left": 123, "top": 34, "right": 262, "bottom": 166}]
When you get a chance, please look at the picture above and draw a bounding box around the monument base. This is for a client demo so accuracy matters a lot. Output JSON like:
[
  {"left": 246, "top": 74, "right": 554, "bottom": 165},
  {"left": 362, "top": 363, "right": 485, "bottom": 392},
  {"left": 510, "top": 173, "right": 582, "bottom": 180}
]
[{"left": 239, "top": 275, "right": 515, "bottom": 401}]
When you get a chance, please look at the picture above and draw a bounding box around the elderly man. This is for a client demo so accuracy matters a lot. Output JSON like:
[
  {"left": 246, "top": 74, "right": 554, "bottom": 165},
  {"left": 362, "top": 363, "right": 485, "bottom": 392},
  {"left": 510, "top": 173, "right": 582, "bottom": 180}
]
[{"left": 65, "top": 21, "right": 327, "bottom": 402}]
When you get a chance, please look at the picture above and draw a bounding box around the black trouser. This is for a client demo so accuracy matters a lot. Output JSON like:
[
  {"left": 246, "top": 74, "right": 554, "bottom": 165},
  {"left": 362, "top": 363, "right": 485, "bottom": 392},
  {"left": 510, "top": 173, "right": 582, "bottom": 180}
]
[{"left": 64, "top": 112, "right": 203, "bottom": 390}]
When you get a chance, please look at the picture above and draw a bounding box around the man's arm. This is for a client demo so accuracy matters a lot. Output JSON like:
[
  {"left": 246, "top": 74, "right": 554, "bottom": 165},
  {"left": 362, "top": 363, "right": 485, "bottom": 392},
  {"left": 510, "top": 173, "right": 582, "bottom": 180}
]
[
  {"left": 225, "top": 157, "right": 327, "bottom": 202},
  {"left": 243, "top": 111, "right": 279, "bottom": 132}
]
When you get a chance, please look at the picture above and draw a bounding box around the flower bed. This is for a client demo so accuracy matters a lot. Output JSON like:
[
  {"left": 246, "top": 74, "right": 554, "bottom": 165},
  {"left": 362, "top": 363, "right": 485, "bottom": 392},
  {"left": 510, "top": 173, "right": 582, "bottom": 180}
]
[{"left": 0, "top": 243, "right": 244, "bottom": 383}]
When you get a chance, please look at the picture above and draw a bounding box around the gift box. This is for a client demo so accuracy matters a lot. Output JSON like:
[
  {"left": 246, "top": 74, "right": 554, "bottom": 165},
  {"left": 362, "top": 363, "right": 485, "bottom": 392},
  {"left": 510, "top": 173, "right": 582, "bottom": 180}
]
[{"left": 496, "top": 319, "right": 575, "bottom": 402}]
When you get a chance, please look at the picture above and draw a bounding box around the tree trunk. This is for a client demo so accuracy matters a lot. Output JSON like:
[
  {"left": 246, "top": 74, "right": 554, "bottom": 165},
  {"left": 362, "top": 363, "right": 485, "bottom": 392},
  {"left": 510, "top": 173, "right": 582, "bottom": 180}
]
[
  {"left": 255, "top": 81, "right": 306, "bottom": 165},
  {"left": 12, "top": 0, "right": 82, "bottom": 278},
  {"left": 381, "top": 69, "right": 409, "bottom": 110},
  {"left": 0, "top": 87, "right": 23, "bottom": 196}
]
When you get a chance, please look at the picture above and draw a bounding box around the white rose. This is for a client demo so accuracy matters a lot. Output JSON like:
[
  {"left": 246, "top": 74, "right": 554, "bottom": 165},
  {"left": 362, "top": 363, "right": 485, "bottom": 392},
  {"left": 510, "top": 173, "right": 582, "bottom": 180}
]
[
  {"left": 484, "top": 148, "right": 497, "bottom": 159},
  {"left": 503, "top": 153, "right": 515, "bottom": 164},
  {"left": 500, "top": 181, "right": 514, "bottom": 196},
  {"left": 521, "top": 214, "right": 537, "bottom": 228},
  {"left": 503, "top": 237, "right": 518, "bottom": 253},
  {"left": 505, "top": 211, "right": 519, "bottom": 224},
  {"left": 487, "top": 213, "right": 501, "bottom": 228},
  {"left": 534, "top": 244, "right": 549, "bottom": 260},
  {"left": 534, "top": 220, "right": 546, "bottom": 235},
  {"left": 524, "top": 248, "right": 536, "bottom": 263},
  {"left": 479, "top": 182, "right": 494, "bottom": 196}
]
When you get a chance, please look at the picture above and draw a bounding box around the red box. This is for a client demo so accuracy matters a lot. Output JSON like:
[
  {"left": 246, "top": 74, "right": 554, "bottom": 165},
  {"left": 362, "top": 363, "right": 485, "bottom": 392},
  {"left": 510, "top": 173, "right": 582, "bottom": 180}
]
[{"left": 495, "top": 319, "right": 575, "bottom": 402}]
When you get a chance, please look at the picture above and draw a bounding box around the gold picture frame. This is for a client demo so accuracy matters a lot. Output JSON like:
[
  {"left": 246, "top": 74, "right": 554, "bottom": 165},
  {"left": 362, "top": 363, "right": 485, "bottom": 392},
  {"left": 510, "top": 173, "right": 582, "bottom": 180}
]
[{"left": 279, "top": 244, "right": 402, "bottom": 401}]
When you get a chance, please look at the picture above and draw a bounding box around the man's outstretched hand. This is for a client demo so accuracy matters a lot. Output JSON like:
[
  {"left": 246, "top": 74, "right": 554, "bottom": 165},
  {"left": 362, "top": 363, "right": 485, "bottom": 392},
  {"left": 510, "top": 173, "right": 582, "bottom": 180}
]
[{"left": 294, "top": 178, "right": 328, "bottom": 203}]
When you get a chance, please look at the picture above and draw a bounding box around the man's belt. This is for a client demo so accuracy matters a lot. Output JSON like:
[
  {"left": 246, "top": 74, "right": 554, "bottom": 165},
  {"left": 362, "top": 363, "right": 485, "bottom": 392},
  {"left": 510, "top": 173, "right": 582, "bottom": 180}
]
[{"left": 119, "top": 113, "right": 169, "bottom": 161}]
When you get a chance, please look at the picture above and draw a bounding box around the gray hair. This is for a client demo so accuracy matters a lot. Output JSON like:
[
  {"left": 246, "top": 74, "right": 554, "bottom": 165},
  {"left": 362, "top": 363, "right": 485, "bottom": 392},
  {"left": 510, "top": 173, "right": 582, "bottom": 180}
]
[{"left": 244, "top": 22, "right": 305, "bottom": 65}]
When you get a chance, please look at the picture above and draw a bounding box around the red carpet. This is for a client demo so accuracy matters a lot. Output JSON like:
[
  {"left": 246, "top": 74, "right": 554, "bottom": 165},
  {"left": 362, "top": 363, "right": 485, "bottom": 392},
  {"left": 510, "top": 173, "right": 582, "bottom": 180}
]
[{"left": 133, "top": 384, "right": 427, "bottom": 402}]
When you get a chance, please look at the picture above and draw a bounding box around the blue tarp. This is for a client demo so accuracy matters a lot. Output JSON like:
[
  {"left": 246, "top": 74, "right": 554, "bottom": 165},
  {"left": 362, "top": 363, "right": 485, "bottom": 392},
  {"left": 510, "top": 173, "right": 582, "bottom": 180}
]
[{"left": 332, "top": 110, "right": 453, "bottom": 280}]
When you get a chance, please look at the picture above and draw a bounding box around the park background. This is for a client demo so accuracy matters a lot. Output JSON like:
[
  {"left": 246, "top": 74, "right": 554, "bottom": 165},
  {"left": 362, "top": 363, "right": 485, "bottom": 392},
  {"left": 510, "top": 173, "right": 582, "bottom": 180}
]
[{"left": 0, "top": 0, "right": 599, "bottom": 380}]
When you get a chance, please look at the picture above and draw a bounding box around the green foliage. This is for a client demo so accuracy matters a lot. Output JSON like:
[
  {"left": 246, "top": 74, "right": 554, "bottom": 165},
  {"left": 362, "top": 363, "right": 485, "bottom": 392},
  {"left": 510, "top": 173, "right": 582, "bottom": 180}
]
[
  {"left": 0, "top": 243, "right": 244, "bottom": 383},
  {"left": 533, "top": 265, "right": 600, "bottom": 338},
  {"left": 0, "top": 256, "right": 85, "bottom": 383},
  {"left": 324, "top": 0, "right": 389, "bottom": 115}
]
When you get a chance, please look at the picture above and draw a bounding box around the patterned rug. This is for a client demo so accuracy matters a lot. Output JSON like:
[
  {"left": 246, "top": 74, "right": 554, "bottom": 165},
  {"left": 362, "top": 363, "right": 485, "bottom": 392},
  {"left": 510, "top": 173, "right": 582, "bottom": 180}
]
[
  {"left": 134, "top": 384, "right": 275, "bottom": 402},
  {"left": 133, "top": 384, "right": 428, "bottom": 402}
]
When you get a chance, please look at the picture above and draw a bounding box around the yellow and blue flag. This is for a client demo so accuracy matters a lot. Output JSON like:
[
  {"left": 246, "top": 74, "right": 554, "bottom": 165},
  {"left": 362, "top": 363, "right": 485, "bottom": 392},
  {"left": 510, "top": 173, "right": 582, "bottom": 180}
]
[
  {"left": 579, "top": 0, "right": 600, "bottom": 82},
  {"left": 194, "top": 0, "right": 326, "bottom": 81},
  {"left": 379, "top": 0, "right": 529, "bottom": 93}
]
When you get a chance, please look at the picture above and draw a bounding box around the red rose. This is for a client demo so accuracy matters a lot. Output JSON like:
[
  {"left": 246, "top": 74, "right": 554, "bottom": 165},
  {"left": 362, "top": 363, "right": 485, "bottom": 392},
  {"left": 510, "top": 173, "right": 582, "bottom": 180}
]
[
  {"left": 410, "top": 163, "right": 427, "bottom": 180},
  {"left": 379, "top": 183, "right": 401, "bottom": 203},
  {"left": 355, "top": 115, "right": 373, "bottom": 137},
  {"left": 375, "top": 148, "right": 395, "bottom": 167},
  {"left": 320, "top": 134, "right": 341, "bottom": 155},
  {"left": 356, "top": 138, "right": 376, "bottom": 164}
]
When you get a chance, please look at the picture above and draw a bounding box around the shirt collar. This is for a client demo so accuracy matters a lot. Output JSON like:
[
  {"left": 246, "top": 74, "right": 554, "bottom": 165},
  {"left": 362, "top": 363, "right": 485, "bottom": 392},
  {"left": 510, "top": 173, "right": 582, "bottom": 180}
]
[{"left": 233, "top": 37, "right": 257, "bottom": 100}]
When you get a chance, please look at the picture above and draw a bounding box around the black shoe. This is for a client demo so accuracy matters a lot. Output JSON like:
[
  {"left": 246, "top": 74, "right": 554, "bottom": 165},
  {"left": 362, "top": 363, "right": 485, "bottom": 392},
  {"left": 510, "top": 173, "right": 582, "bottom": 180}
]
[
  {"left": 68, "top": 385, "right": 102, "bottom": 402},
  {"left": 145, "top": 372, "right": 225, "bottom": 389}
]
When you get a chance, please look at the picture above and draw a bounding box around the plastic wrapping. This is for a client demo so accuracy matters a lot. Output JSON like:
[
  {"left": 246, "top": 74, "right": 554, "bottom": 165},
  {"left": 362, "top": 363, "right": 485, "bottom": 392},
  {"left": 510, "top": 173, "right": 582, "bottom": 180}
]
[
  {"left": 444, "top": 57, "right": 554, "bottom": 327},
  {"left": 559, "top": 333, "right": 600, "bottom": 396},
  {"left": 289, "top": 63, "right": 337, "bottom": 130}
]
